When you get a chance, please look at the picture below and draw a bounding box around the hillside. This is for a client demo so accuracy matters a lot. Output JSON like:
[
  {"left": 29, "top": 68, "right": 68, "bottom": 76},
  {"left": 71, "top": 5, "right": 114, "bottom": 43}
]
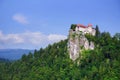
[
  {"left": 0, "top": 26, "right": 120, "bottom": 80},
  {"left": 0, "top": 58, "right": 9, "bottom": 63},
  {"left": 0, "top": 49, "right": 34, "bottom": 60}
]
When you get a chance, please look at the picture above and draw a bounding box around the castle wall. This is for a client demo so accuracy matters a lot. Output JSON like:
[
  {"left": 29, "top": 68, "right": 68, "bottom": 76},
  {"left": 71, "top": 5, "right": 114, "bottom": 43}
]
[{"left": 75, "top": 26, "right": 95, "bottom": 36}]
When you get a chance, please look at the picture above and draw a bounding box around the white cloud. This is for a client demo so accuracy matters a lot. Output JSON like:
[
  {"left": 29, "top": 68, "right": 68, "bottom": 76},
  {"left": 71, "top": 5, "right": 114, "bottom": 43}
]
[
  {"left": 0, "top": 31, "right": 67, "bottom": 49},
  {"left": 48, "top": 34, "right": 67, "bottom": 42},
  {"left": 13, "top": 13, "right": 29, "bottom": 24}
]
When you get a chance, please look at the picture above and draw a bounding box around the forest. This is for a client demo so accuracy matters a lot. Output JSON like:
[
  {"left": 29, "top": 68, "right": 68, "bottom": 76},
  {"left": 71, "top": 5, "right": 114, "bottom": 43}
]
[{"left": 0, "top": 26, "right": 120, "bottom": 80}]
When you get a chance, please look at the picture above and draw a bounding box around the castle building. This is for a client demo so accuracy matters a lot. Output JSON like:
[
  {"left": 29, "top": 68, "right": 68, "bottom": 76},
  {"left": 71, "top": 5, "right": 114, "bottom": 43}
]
[{"left": 75, "top": 24, "right": 96, "bottom": 36}]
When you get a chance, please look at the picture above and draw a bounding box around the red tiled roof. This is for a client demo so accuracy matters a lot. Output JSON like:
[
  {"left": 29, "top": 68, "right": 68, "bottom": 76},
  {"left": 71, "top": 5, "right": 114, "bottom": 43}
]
[
  {"left": 88, "top": 24, "right": 92, "bottom": 27},
  {"left": 76, "top": 24, "right": 93, "bottom": 28},
  {"left": 77, "top": 24, "right": 87, "bottom": 28}
]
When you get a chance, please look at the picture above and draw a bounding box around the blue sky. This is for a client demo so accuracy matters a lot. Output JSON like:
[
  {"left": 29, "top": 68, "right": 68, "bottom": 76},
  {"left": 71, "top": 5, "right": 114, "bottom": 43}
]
[{"left": 0, "top": 0, "right": 120, "bottom": 49}]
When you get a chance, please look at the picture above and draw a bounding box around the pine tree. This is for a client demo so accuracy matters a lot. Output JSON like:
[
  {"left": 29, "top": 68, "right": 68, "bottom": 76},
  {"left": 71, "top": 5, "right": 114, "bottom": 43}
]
[{"left": 95, "top": 25, "right": 100, "bottom": 37}]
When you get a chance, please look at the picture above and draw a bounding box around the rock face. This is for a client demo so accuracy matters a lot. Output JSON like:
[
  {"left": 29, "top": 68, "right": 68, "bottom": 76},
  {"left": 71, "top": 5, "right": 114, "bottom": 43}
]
[{"left": 68, "top": 24, "right": 96, "bottom": 61}]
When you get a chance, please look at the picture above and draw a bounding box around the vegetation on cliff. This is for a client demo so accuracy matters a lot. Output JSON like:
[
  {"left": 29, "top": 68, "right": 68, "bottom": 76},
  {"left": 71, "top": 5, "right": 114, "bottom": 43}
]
[
  {"left": 70, "top": 24, "right": 77, "bottom": 31},
  {"left": 0, "top": 26, "right": 120, "bottom": 80}
]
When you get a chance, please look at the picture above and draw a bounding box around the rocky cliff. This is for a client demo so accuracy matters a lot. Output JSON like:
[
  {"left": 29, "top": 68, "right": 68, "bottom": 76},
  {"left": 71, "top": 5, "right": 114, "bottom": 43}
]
[{"left": 68, "top": 24, "right": 96, "bottom": 61}]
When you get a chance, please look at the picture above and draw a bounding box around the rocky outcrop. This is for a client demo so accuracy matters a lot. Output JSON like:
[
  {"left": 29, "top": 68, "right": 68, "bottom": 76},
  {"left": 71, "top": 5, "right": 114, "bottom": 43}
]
[{"left": 68, "top": 24, "right": 95, "bottom": 61}]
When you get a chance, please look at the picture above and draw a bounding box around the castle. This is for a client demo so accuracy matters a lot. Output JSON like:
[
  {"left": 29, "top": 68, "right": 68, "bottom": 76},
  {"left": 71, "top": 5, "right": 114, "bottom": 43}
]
[
  {"left": 68, "top": 24, "right": 96, "bottom": 61},
  {"left": 75, "top": 24, "right": 96, "bottom": 36}
]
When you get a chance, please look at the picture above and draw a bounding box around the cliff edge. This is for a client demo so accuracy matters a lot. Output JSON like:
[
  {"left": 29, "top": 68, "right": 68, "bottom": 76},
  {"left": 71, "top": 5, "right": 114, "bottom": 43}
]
[{"left": 68, "top": 24, "right": 96, "bottom": 61}]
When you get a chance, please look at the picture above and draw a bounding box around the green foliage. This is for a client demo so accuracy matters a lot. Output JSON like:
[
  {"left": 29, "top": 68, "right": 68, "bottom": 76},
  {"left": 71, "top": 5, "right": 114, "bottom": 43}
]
[
  {"left": 85, "top": 33, "right": 95, "bottom": 42},
  {"left": 95, "top": 25, "right": 100, "bottom": 37},
  {"left": 114, "top": 33, "right": 120, "bottom": 40},
  {"left": 70, "top": 24, "right": 76, "bottom": 31},
  {"left": 71, "top": 33, "right": 76, "bottom": 39},
  {"left": 0, "top": 27, "right": 120, "bottom": 80}
]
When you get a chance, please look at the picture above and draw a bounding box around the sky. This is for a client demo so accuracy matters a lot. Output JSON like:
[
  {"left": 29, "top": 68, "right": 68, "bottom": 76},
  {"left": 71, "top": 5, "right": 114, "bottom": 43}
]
[{"left": 0, "top": 0, "right": 120, "bottom": 49}]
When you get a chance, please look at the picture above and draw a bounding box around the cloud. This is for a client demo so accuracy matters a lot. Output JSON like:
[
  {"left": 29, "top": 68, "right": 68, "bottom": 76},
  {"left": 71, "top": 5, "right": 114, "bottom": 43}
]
[
  {"left": 48, "top": 34, "right": 67, "bottom": 42},
  {"left": 0, "top": 31, "right": 67, "bottom": 49},
  {"left": 13, "top": 13, "right": 29, "bottom": 24}
]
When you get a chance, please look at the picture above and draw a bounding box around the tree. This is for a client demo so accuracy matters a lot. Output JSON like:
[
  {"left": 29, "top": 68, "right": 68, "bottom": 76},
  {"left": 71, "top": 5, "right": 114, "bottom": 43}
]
[
  {"left": 21, "top": 54, "right": 27, "bottom": 62},
  {"left": 114, "top": 33, "right": 120, "bottom": 40},
  {"left": 33, "top": 49, "right": 39, "bottom": 59},
  {"left": 70, "top": 24, "right": 76, "bottom": 31},
  {"left": 95, "top": 25, "right": 100, "bottom": 37}
]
